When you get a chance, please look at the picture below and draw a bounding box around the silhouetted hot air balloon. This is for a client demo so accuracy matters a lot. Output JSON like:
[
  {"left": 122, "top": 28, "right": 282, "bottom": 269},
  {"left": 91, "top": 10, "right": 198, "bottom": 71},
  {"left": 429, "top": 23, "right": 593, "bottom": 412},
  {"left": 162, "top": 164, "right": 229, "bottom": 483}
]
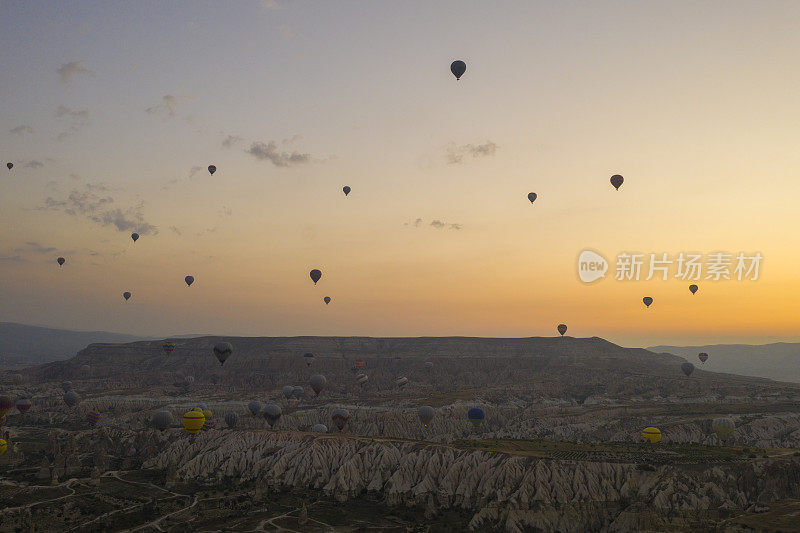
[
  {"left": 310, "top": 269, "right": 322, "bottom": 284},
  {"left": 303, "top": 352, "right": 315, "bottom": 367},
  {"left": 681, "top": 362, "right": 695, "bottom": 376},
  {"left": 61, "top": 381, "right": 72, "bottom": 392},
  {"left": 63, "top": 391, "right": 79, "bottom": 407},
  {"left": 182, "top": 410, "right": 204, "bottom": 434},
  {"left": 642, "top": 296, "right": 653, "bottom": 308},
  {"left": 467, "top": 407, "right": 484, "bottom": 428},
  {"left": 247, "top": 401, "right": 262, "bottom": 417},
  {"left": 225, "top": 411, "right": 238, "bottom": 429},
  {"left": 282, "top": 386, "right": 294, "bottom": 399},
  {"left": 15, "top": 398, "right": 31, "bottom": 414},
  {"left": 698, "top": 352, "right": 709, "bottom": 364},
  {"left": 689, "top": 284, "right": 698, "bottom": 295},
  {"left": 123, "top": 291, "right": 131, "bottom": 301},
  {"left": 86, "top": 410, "right": 100, "bottom": 427},
  {"left": 0, "top": 396, "right": 13, "bottom": 418},
  {"left": 332, "top": 408, "right": 350, "bottom": 431},
  {"left": 610, "top": 174, "right": 624, "bottom": 190},
  {"left": 395, "top": 376, "right": 409, "bottom": 389},
  {"left": 162, "top": 343, "right": 176, "bottom": 355},
  {"left": 152, "top": 410, "right": 173, "bottom": 431},
  {"left": 557, "top": 324, "right": 567, "bottom": 336},
  {"left": 642, "top": 427, "right": 661, "bottom": 443},
  {"left": 312, "top": 423, "right": 327, "bottom": 433},
  {"left": 213, "top": 342, "right": 233, "bottom": 365},
  {"left": 208, "top": 165, "right": 216, "bottom": 175},
  {"left": 131, "top": 232, "right": 139, "bottom": 242},
  {"left": 712, "top": 417, "right": 735, "bottom": 441},
  {"left": 185, "top": 275, "right": 194, "bottom": 286},
  {"left": 57, "top": 257, "right": 65, "bottom": 266},
  {"left": 450, "top": 60, "right": 466, "bottom": 80},
  {"left": 324, "top": 296, "right": 331, "bottom": 305},
  {"left": 263, "top": 404, "right": 282, "bottom": 428},
  {"left": 342, "top": 186, "right": 351, "bottom": 196},
  {"left": 418, "top": 405, "right": 434, "bottom": 428},
  {"left": 310, "top": 374, "right": 326, "bottom": 396},
  {"left": 6, "top": 163, "right": 12, "bottom": 170},
  {"left": 527, "top": 192, "right": 537, "bottom": 203}
]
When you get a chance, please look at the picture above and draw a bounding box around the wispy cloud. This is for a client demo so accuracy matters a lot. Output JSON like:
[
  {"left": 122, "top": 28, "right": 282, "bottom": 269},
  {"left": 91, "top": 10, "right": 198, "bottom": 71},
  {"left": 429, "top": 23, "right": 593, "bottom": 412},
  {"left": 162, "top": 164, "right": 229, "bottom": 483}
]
[
  {"left": 39, "top": 189, "right": 158, "bottom": 235},
  {"left": 0, "top": 254, "right": 27, "bottom": 263},
  {"left": 57, "top": 61, "right": 95, "bottom": 83},
  {"left": 445, "top": 140, "right": 498, "bottom": 164},
  {"left": 145, "top": 94, "right": 190, "bottom": 118},
  {"left": 10, "top": 125, "right": 34, "bottom": 135},
  {"left": 14, "top": 242, "right": 57, "bottom": 254},
  {"left": 55, "top": 105, "right": 90, "bottom": 140},
  {"left": 245, "top": 137, "right": 314, "bottom": 167},
  {"left": 406, "top": 218, "right": 462, "bottom": 230},
  {"left": 22, "top": 160, "right": 44, "bottom": 169},
  {"left": 222, "top": 134, "right": 243, "bottom": 148}
]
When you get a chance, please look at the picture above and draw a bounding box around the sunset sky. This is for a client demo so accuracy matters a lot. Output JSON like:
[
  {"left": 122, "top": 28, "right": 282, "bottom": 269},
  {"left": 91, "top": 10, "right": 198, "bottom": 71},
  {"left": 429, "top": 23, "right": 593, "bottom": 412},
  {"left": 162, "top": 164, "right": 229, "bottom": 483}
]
[{"left": 1, "top": 1, "right": 799, "bottom": 347}]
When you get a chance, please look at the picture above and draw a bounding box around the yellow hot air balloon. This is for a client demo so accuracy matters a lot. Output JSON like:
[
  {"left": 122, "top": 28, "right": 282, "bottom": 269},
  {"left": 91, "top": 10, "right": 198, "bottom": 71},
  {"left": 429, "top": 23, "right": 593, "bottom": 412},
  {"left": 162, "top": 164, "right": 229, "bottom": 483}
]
[
  {"left": 202, "top": 409, "right": 213, "bottom": 419},
  {"left": 642, "top": 427, "right": 661, "bottom": 443},
  {"left": 182, "top": 411, "right": 205, "bottom": 434},
  {"left": 712, "top": 417, "right": 735, "bottom": 441},
  {"left": 0, "top": 439, "right": 7, "bottom": 456}
]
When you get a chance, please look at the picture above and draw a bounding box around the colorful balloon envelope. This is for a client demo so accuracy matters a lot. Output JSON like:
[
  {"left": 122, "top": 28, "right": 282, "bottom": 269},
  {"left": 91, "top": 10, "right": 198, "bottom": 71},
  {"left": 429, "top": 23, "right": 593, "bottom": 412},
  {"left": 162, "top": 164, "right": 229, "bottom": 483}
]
[
  {"left": 332, "top": 408, "right": 350, "bottom": 431},
  {"left": 395, "top": 376, "right": 409, "bottom": 389},
  {"left": 324, "top": 296, "right": 331, "bottom": 305},
  {"left": 182, "top": 410, "right": 205, "bottom": 434},
  {"left": 557, "top": 324, "right": 567, "bottom": 336},
  {"left": 467, "top": 407, "right": 485, "bottom": 428},
  {"left": 689, "top": 284, "right": 698, "bottom": 295},
  {"left": 86, "top": 410, "right": 100, "bottom": 427},
  {"left": 712, "top": 417, "right": 735, "bottom": 441},
  {"left": 642, "top": 296, "right": 653, "bottom": 308},
  {"left": 527, "top": 192, "right": 537, "bottom": 203},
  {"left": 698, "top": 352, "right": 709, "bottom": 364},
  {"left": 162, "top": 342, "right": 176, "bottom": 355},
  {"left": 642, "top": 427, "right": 661, "bottom": 443},
  {"left": 15, "top": 398, "right": 31, "bottom": 413},
  {"left": 0, "top": 439, "right": 6, "bottom": 456}
]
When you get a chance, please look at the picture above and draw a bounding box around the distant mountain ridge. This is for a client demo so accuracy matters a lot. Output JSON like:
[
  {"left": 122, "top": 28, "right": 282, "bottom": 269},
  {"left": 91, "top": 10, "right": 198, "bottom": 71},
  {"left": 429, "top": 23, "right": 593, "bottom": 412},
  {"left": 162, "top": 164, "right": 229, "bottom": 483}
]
[{"left": 649, "top": 342, "right": 800, "bottom": 383}]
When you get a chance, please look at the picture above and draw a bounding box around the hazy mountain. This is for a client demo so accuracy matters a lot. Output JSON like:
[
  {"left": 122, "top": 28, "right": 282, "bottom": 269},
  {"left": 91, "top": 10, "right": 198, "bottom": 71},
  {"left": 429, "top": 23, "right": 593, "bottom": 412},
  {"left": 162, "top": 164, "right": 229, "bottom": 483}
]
[
  {"left": 649, "top": 342, "right": 800, "bottom": 383},
  {"left": 0, "top": 322, "right": 149, "bottom": 365}
]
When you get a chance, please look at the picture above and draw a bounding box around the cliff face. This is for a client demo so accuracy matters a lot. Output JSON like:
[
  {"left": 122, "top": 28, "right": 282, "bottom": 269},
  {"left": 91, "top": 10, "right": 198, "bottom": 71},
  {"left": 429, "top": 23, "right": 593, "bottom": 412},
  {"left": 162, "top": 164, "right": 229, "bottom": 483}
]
[{"left": 134, "top": 429, "right": 800, "bottom": 532}]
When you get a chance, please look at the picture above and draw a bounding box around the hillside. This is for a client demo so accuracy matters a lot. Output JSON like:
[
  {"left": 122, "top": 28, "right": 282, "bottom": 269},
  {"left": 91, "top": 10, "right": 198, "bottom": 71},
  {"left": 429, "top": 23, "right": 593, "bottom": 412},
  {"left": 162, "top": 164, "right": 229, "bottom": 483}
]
[{"left": 650, "top": 343, "right": 800, "bottom": 384}]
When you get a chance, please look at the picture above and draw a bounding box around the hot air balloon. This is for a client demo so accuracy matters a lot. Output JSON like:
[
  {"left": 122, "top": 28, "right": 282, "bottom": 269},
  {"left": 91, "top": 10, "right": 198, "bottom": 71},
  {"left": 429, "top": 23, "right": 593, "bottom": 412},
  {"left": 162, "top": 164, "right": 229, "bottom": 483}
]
[
  {"left": 312, "top": 423, "right": 327, "bottom": 433},
  {"left": 681, "top": 362, "right": 695, "bottom": 376},
  {"left": 263, "top": 404, "right": 282, "bottom": 428},
  {"left": 699, "top": 352, "right": 709, "bottom": 364},
  {"left": 194, "top": 404, "right": 206, "bottom": 411},
  {"left": 467, "top": 407, "right": 485, "bottom": 428},
  {"left": 642, "top": 296, "right": 653, "bottom": 308},
  {"left": 282, "top": 386, "right": 294, "bottom": 400},
  {"left": 201, "top": 409, "right": 215, "bottom": 431},
  {"left": 527, "top": 192, "right": 537, "bottom": 203},
  {"left": 310, "top": 374, "right": 326, "bottom": 396},
  {"left": 354, "top": 359, "right": 365, "bottom": 370},
  {"left": 332, "top": 408, "right": 350, "bottom": 431},
  {"left": 324, "top": 296, "right": 331, "bottom": 305},
  {"left": 208, "top": 165, "right": 216, "bottom": 175},
  {"left": 0, "top": 415, "right": 5, "bottom": 427},
  {"left": 450, "top": 60, "right": 466, "bottom": 80},
  {"left": 6, "top": 163, "right": 12, "bottom": 170},
  {"left": 61, "top": 381, "right": 72, "bottom": 392},
  {"left": 153, "top": 410, "right": 173, "bottom": 431},
  {"left": 424, "top": 361, "right": 434, "bottom": 369},
  {"left": 610, "top": 174, "right": 624, "bottom": 190},
  {"left": 63, "top": 391, "right": 79, "bottom": 407},
  {"left": 213, "top": 342, "right": 233, "bottom": 365},
  {"left": 248, "top": 400, "right": 262, "bottom": 416},
  {"left": 86, "top": 410, "right": 100, "bottom": 427},
  {"left": 689, "top": 284, "right": 698, "bottom": 295},
  {"left": 15, "top": 398, "right": 31, "bottom": 414},
  {"left": 225, "top": 411, "right": 238, "bottom": 429},
  {"left": 418, "top": 405, "right": 434, "bottom": 428},
  {"left": 182, "top": 410, "right": 205, "bottom": 434},
  {"left": 185, "top": 275, "right": 194, "bottom": 286},
  {"left": 185, "top": 375, "right": 194, "bottom": 384},
  {"left": 11, "top": 373, "right": 22, "bottom": 384},
  {"left": 356, "top": 374, "right": 368, "bottom": 385},
  {"left": 642, "top": 427, "right": 661, "bottom": 443},
  {"left": 309, "top": 269, "right": 322, "bottom": 284},
  {"left": 557, "top": 324, "right": 567, "bottom": 336},
  {"left": 0, "top": 395, "right": 13, "bottom": 418},
  {"left": 0, "top": 439, "right": 6, "bottom": 456},
  {"left": 123, "top": 291, "right": 131, "bottom": 301},
  {"left": 303, "top": 352, "right": 315, "bottom": 367},
  {"left": 712, "top": 417, "right": 735, "bottom": 441},
  {"left": 162, "top": 343, "right": 176, "bottom": 355},
  {"left": 292, "top": 386, "right": 304, "bottom": 399},
  {"left": 131, "top": 232, "right": 139, "bottom": 242},
  {"left": 57, "top": 257, "right": 65, "bottom": 266},
  {"left": 395, "top": 376, "right": 409, "bottom": 389},
  {"left": 342, "top": 186, "right": 351, "bottom": 196}
]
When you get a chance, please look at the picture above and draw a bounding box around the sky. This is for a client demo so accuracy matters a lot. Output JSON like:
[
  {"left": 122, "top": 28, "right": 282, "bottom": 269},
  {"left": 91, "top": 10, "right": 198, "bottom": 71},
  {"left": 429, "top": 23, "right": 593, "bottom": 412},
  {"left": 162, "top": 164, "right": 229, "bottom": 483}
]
[{"left": 1, "top": 1, "right": 799, "bottom": 347}]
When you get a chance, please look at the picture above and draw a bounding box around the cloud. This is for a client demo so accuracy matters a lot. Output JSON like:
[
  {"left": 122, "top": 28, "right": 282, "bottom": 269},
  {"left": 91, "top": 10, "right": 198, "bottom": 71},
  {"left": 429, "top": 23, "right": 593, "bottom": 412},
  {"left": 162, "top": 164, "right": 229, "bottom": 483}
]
[
  {"left": 55, "top": 105, "right": 90, "bottom": 140},
  {"left": 68, "top": 173, "right": 81, "bottom": 181},
  {"left": 146, "top": 94, "right": 189, "bottom": 118},
  {"left": 169, "top": 226, "right": 182, "bottom": 236},
  {"left": 14, "top": 242, "right": 57, "bottom": 254},
  {"left": 220, "top": 206, "right": 232, "bottom": 217},
  {"left": 222, "top": 134, "right": 243, "bottom": 148},
  {"left": 10, "top": 125, "right": 34, "bottom": 135},
  {"left": 430, "top": 220, "right": 446, "bottom": 229},
  {"left": 39, "top": 189, "right": 158, "bottom": 235},
  {"left": 245, "top": 140, "right": 313, "bottom": 167},
  {"left": 445, "top": 140, "right": 498, "bottom": 164},
  {"left": 57, "top": 61, "right": 95, "bottom": 83},
  {"left": 22, "top": 160, "right": 44, "bottom": 169},
  {"left": 188, "top": 166, "right": 204, "bottom": 179},
  {"left": 0, "top": 254, "right": 26, "bottom": 263},
  {"left": 406, "top": 218, "right": 462, "bottom": 230}
]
